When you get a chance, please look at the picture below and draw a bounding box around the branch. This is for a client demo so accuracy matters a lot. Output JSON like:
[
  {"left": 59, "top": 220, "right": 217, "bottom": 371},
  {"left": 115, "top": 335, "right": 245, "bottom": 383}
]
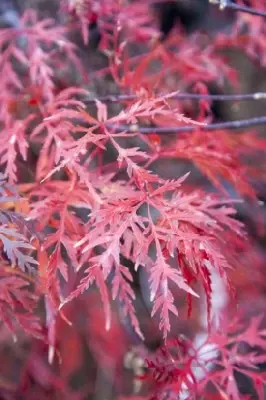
[
  {"left": 85, "top": 92, "right": 266, "bottom": 105},
  {"left": 110, "top": 115, "right": 266, "bottom": 134},
  {"left": 210, "top": 0, "right": 266, "bottom": 18}
]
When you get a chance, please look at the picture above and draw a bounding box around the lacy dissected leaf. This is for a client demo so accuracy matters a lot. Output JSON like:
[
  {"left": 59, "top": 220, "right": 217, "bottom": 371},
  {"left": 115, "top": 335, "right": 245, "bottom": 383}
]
[
  {"left": 0, "top": 172, "right": 18, "bottom": 203},
  {"left": 0, "top": 9, "right": 82, "bottom": 107},
  {"left": 111, "top": 27, "right": 235, "bottom": 93},
  {"left": 144, "top": 336, "right": 198, "bottom": 400},
  {"left": 0, "top": 118, "right": 33, "bottom": 183},
  {"left": 0, "top": 269, "right": 43, "bottom": 339},
  {"left": 0, "top": 10, "right": 85, "bottom": 185},
  {"left": 197, "top": 315, "right": 266, "bottom": 400},
  {"left": 0, "top": 226, "right": 38, "bottom": 272},
  {"left": 61, "top": 171, "right": 244, "bottom": 339},
  {"left": 145, "top": 314, "right": 266, "bottom": 400},
  {"left": 160, "top": 130, "right": 261, "bottom": 198},
  {"left": 37, "top": 91, "right": 205, "bottom": 191},
  {"left": 24, "top": 177, "right": 92, "bottom": 311},
  {"left": 0, "top": 174, "right": 39, "bottom": 249},
  {"left": 31, "top": 88, "right": 88, "bottom": 181}
]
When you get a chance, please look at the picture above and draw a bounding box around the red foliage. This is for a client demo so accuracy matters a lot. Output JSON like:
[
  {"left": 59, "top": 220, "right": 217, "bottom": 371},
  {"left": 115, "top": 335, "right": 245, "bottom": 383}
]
[
  {"left": 0, "top": 0, "right": 265, "bottom": 399},
  {"left": 144, "top": 314, "right": 266, "bottom": 400}
]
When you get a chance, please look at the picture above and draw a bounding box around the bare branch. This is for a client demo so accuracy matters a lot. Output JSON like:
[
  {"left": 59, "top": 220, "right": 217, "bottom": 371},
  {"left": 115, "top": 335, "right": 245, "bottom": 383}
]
[
  {"left": 110, "top": 115, "right": 266, "bottom": 134},
  {"left": 210, "top": 0, "right": 266, "bottom": 18},
  {"left": 84, "top": 92, "right": 266, "bottom": 105}
]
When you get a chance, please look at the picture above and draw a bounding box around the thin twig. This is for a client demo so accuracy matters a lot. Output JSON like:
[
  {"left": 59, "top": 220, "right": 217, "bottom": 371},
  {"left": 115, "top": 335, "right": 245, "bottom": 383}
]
[
  {"left": 210, "top": 0, "right": 266, "bottom": 18},
  {"left": 110, "top": 115, "right": 266, "bottom": 134},
  {"left": 84, "top": 92, "right": 266, "bottom": 105}
]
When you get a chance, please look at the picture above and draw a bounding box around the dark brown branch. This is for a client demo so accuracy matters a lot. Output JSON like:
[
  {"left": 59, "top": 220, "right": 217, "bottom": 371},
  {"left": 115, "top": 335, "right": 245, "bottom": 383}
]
[
  {"left": 210, "top": 0, "right": 266, "bottom": 19},
  {"left": 110, "top": 115, "right": 266, "bottom": 134},
  {"left": 85, "top": 92, "right": 266, "bottom": 104}
]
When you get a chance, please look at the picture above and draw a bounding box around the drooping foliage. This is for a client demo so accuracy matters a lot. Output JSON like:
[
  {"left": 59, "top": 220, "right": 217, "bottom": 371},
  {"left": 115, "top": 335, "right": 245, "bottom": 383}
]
[{"left": 0, "top": 0, "right": 265, "bottom": 399}]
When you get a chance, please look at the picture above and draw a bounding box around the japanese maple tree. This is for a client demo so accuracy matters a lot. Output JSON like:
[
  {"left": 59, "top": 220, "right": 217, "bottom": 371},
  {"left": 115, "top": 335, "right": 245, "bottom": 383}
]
[{"left": 0, "top": 0, "right": 265, "bottom": 399}]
